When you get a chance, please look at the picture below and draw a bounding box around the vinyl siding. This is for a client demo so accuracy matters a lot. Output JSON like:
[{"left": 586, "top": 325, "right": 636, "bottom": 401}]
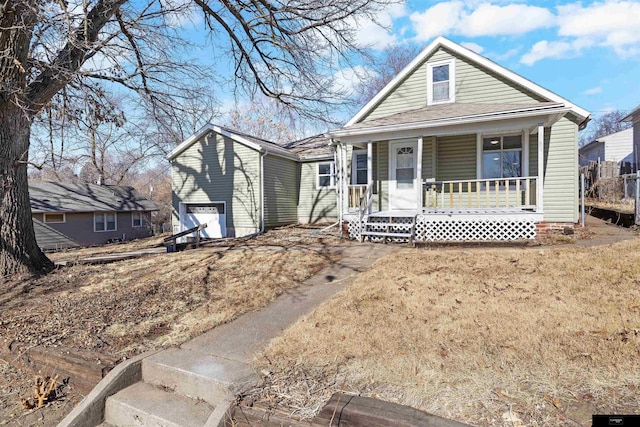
[
  {"left": 635, "top": 122, "right": 640, "bottom": 166},
  {"left": 297, "top": 161, "right": 337, "bottom": 223},
  {"left": 171, "top": 132, "right": 261, "bottom": 237},
  {"left": 362, "top": 48, "right": 543, "bottom": 122},
  {"left": 32, "top": 212, "right": 152, "bottom": 246},
  {"left": 603, "top": 128, "right": 634, "bottom": 164},
  {"left": 579, "top": 142, "right": 605, "bottom": 166},
  {"left": 263, "top": 154, "right": 298, "bottom": 227},
  {"left": 436, "top": 134, "right": 477, "bottom": 181},
  {"left": 376, "top": 141, "right": 390, "bottom": 211},
  {"left": 543, "top": 117, "right": 579, "bottom": 223}
]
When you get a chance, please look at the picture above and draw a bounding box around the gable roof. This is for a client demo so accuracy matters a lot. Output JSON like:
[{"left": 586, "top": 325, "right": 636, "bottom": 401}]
[
  {"left": 30, "top": 182, "right": 158, "bottom": 213},
  {"left": 167, "top": 123, "right": 299, "bottom": 161},
  {"left": 167, "top": 123, "right": 333, "bottom": 161},
  {"left": 622, "top": 104, "right": 640, "bottom": 122},
  {"left": 347, "top": 36, "right": 590, "bottom": 126}
]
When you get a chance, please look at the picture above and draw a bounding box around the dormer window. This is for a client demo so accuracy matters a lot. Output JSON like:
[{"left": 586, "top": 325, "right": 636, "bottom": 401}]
[{"left": 427, "top": 59, "right": 455, "bottom": 105}]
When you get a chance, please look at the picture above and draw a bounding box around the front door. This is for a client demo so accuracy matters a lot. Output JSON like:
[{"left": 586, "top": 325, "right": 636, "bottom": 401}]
[{"left": 389, "top": 140, "right": 418, "bottom": 210}]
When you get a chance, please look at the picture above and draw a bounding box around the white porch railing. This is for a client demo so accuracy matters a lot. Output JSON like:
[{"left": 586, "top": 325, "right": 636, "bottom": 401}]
[
  {"left": 423, "top": 176, "right": 538, "bottom": 210},
  {"left": 348, "top": 184, "right": 368, "bottom": 210}
]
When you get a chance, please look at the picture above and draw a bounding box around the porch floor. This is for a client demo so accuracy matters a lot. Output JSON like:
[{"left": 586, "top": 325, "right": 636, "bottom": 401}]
[{"left": 368, "top": 208, "right": 538, "bottom": 217}]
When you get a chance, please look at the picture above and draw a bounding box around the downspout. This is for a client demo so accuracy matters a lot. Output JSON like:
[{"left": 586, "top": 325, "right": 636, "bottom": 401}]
[{"left": 260, "top": 150, "right": 267, "bottom": 233}]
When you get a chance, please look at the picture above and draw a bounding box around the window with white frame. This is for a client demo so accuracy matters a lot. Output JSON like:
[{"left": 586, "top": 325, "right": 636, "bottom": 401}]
[
  {"left": 94, "top": 212, "right": 117, "bottom": 232},
  {"left": 43, "top": 213, "right": 65, "bottom": 223},
  {"left": 317, "top": 161, "right": 335, "bottom": 188},
  {"left": 427, "top": 59, "right": 455, "bottom": 105},
  {"left": 132, "top": 212, "right": 143, "bottom": 227},
  {"left": 352, "top": 151, "right": 368, "bottom": 185},
  {"left": 482, "top": 135, "right": 523, "bottom": 179}
]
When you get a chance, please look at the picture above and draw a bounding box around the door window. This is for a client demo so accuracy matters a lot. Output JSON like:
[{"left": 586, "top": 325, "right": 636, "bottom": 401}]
[{"left": 396, "top": 147, "right": 414, "bottom": 189}]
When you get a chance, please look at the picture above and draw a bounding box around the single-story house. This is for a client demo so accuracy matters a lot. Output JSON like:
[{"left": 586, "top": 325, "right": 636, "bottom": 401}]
[
  {"left": 30, "top": 182, "right": 158, "bottom": 249},
  {"left": 579, "top": 128, "right": 634, "bottom": 167},
  {"left": 622, "top": 104, "right": 640, "bottom": 169},
  {"left": 170, "top": 36, "right": 590, "bottom": 242}
]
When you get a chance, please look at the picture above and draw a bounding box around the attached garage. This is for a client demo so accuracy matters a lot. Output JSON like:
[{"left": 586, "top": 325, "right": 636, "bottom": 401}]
[{"left": 179, "top": 202, "right": 226, "bottom": 238}]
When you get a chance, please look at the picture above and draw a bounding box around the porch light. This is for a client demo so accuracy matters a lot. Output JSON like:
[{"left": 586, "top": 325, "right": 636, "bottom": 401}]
[
  {"left": 490, "top": 140, "right": 499, "bottom": 145},
  {"left": 493, "top": 157, "right": 500, "bottom": 161}
]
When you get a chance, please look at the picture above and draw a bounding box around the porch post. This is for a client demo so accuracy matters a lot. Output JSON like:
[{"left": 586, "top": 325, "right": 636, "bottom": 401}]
[
  {"left": 417, "top": 136, "right": 423, "bottom": 209},
  {"left": 342, "top": 143, "right": 349, "bottom": 214},
  {"left": 367, "top": 141, "right": 373, "bottom": 213},
  {"left": 537, "top": 123, "right": 544, "bottom": 212}
]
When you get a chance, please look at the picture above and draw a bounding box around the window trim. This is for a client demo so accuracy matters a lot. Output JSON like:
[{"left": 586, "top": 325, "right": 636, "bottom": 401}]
[
  {"left": 479, "top": 133, "right": 524, "bottom": 179},
  {"left": 351, "top": 149, "right": 368, "bottom": 185},
  {"left": 43, "top": 212, "right": 66, "bottom": 224},
  {"left": 427, "top": 59, "right": 455, "bottom": 105},
  {"left": 316, "top": 161, "right": 335, "bottom": 189},
  {"left": 131, "top": 211, "right": 144, "bottom": 228},
  {"left": 94, "top": 212, "right": 118, "bottom": 232}
]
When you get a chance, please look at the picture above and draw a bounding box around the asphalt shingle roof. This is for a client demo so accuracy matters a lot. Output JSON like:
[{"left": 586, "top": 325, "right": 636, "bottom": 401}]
[{"left": 29, "top": 182, "right": 158, "bottom": 213}]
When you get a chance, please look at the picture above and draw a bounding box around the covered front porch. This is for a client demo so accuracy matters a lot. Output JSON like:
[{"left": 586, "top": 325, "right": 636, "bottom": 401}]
[{"left": 328, "top": 103, "right": 568, "bottom": 242}]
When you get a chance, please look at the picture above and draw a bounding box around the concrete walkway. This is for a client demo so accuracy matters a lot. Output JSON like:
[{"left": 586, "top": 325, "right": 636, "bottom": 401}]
[{"left": 60, "top": 243, "right": 399, "bottom": 427}]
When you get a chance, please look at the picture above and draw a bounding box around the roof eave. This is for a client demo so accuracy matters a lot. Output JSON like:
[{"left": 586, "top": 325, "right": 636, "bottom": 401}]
[{"left": 330, "top": 105, "right": 571, "bottom": 139}]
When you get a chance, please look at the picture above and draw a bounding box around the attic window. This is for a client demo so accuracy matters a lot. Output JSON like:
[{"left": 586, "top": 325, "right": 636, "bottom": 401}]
[{"left": 427, "top": 59, "right": 455, "bottom": 105}]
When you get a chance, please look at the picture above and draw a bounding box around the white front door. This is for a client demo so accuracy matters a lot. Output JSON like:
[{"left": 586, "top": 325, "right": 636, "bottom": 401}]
[
  {"left": 389, "top": 141, "right": 418, "bottom": 210},
  {"left": 181, "top": 203, "right": 226, "bottom": 238}
]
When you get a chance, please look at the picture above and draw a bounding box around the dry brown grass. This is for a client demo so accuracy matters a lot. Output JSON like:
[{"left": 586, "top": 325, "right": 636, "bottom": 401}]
[{"left": 253, "top": 239, "right": 640, "bottom": 426}]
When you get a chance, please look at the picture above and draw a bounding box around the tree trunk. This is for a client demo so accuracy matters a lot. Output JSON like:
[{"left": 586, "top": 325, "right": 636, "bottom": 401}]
[{"left": 0, "top": 107, "right": 54, "bottom": 278}]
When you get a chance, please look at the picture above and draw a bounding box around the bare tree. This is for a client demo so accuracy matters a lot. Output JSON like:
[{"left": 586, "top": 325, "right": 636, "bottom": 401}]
[
  {"left": 1, "top": 0, "right": 394, "bottom": 277},
  {"left": 579, "top": 110, "right": 632, "bottom": 146},
  {"left": 353, "top": 43, "right": 421, "bottom": 109}
]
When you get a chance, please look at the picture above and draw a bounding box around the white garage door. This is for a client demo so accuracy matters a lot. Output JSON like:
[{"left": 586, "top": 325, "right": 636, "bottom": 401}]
[{"left": 182, "top": 203, "right": 226, "bottom": 238}]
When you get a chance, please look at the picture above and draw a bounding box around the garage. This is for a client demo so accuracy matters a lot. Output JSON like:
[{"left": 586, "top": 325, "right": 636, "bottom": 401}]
[{"left": 180, "top": 202, "right": 226, "bottom": 238}]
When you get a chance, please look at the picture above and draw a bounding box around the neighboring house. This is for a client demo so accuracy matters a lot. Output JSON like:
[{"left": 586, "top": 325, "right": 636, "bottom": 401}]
[
  {"left": 622, "top": 104, "right": 640, "bottom": 169},
  {"left": 579, "top": 128, "right": 634, "bottom": 167},
  {"left": 30, "top": 182, "right": 158, "bottom": 249},
  {"left": 168, "top": 126, "right": 336, "bottom": 238},
  {"left": 170, "top": 36, "right": 590, "bottom": 242}
]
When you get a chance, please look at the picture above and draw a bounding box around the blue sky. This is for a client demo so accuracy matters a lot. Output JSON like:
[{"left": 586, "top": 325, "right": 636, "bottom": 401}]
[{"left": 177, "top": 0, "right": 640, "bottom": 129}]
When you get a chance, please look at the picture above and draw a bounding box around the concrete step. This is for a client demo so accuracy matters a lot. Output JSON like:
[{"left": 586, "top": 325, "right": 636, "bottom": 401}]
[
  {"left": 142, "top": 347, "right": 256, "bottom": 406},
  {"left": 104, "top": 381, "right": 213, "bottom": 427}
]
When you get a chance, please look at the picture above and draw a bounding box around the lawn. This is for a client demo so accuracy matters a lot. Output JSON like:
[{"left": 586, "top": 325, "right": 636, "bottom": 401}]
[
  {"left": 0, "top": 226, "right": 346, "bottom": 426},
  {"left": 253, "top": 239, "right": 640, "bottom": 426}
]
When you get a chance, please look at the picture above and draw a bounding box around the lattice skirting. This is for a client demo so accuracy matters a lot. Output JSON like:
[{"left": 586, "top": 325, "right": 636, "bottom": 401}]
[
  {"left": 344, "top": 214, "right": 537, "bottom": 242},
  {"left": 414, "top": 215, "right": 536, "bottom": 241}
]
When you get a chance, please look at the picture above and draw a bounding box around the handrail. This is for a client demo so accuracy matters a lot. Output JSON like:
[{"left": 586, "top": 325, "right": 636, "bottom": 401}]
[
  {"left": 357, "top": 182, "right": 373, "bottom": 241},
  {"left": 423, "top": 176, "right": 538, "bottom": 209}
]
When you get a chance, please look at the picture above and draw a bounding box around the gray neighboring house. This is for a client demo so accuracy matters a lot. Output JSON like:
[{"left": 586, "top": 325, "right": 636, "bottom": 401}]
[
  {"left": 30, "top": 182, "right": 158, "bottom": 249},
  {"left": 579, "top": 128, "right": 634, "bottom": 167},
  {"left": 622, "top": 104, "right": 640, "bottom": 168},
  {"left": 168, "top": 125, "right": 336, "bottom": 238}
]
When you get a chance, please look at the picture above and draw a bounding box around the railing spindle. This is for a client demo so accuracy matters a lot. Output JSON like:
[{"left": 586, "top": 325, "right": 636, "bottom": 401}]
[
  {"left": 516, "top": 179, "right": 521, "bottom": 207},
  {"left": 495, "top": 180, "right": 500, "bottom": 208}
]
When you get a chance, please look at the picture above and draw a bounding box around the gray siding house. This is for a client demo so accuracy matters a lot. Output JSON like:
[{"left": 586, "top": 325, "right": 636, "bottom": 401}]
[
  {"left": 170, "top": 37, "right": 589, "bottom": 242},
  {"left": 622, "top": 105, "right": 640, "bottom": 169},
  {"left": 30, "top": 182, "right": 157, "bottom": 249},
  {"left": 579, "top": 128, "right": 634, "bottom": 167}
]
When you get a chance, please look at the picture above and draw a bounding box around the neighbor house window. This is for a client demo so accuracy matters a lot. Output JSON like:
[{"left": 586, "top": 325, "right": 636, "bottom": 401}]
[
  {"left": 427, "top": 59, "right": 455, "bottom": 105},
  {"left": 132, "top": 212, "right": 143, "bottom": 227},
  {"left": 43, "top": 213, "right": 65, "bottom": 223},
  {"left": 94, "top": 212, "right": 117, "bottom": 232},
  {"left": 352, "top": 150, "right": 368, "bottom": 185},
  {"left": 317, "top": 161, "right": 335, "bottom": 188},
  {"left": 482, "top": 135, "right": 522, "bottom": 179}
]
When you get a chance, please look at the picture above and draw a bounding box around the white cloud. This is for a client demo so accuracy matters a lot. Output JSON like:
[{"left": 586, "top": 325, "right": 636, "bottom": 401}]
[
  {"left": 583, "top": 86, "right": 602, "bottom": 95},
  {"left": 520, "top": 40, "right": 576, "bottom": 65},
  {"left": 460, "top": 3, "right": 554, "bottom": 37},
  {"left": 352, "top": 2, "right": 409, "bottom": 49},
  {"left": 460, "top": 42, "right": 484, "bottom": 54},
  {"left": 410, "top": 2, "right": 553, "bottom": 40},
  {"left": 556, "top": 1, "right": 640, "bottom": 57},
  {"left": 410, "top": 1, "right": 464, "bottom": 41},
  {"left": 491, "top": 47, "right": 520, "bottom": 61}
]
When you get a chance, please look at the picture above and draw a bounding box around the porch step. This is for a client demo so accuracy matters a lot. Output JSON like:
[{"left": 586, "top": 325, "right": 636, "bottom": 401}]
[
  {"left": 365, "top": 222, "right": 412, "bottom": 227},
  {"left": 104, "top": 381, "right": 213, "bottom": 427},
  {"left": 361, "top": 231, "right": 413, "bottom": 238}
]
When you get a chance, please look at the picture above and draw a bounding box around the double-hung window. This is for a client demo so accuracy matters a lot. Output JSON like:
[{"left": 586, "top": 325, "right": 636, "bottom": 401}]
[
  {"left": 352, "top": 151, "right": 368, "bottom": 185},
  {"left": 132, "top": 212, "right": 143, "bottom": 227},
  {"left": 427, "top": 59, "right": 455, "bottom": 105},
  {"left": 317, "top": 162, "right": 335, "bottom": 188},
  {"left": 482, "top": 135, "right": 523, "bottom": 179},
  {"left": 94, "top": 212, "right": 117, "bottom": 232}
]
